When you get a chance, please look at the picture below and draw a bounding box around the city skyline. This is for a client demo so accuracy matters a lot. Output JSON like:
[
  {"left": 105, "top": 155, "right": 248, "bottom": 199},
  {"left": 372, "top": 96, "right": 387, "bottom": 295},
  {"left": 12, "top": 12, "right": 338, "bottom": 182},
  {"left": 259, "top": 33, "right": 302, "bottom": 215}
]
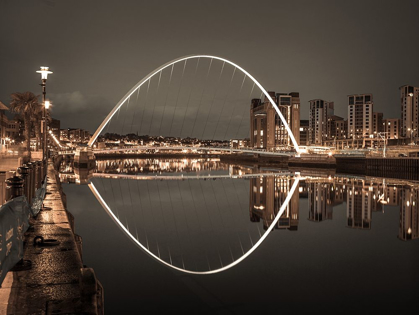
[{"left": 1, "top": 0, "right": 419, "bottom": 132}]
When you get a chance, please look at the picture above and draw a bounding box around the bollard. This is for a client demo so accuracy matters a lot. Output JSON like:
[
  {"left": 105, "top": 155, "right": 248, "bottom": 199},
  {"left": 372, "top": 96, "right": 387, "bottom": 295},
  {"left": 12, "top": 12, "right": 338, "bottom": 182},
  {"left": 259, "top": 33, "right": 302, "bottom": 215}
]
[
  {"left": 37, "top": 160, "right": 43, "bottom": 187},
  {"left": 26, "top": 162, "right": 34, "bottom": 205},
  {"left": 35, "top": 161, "right": 42, "bottom": 189},
  {"left": 17, "top": 166, "right": 29, "bottom": 202},
  {"left": 32, "top": 162, "right": 38, "bottom": 191},
  {"left": 0, "top": 171, "right": 6, "bottom": 206},
  {"left": 40, "top": 159, "right": 45, "bottom": 181},
  {"left": 5, "top": 176, "right": 24, "bottom": 201},
  {"left": 43, "top": 158, "right": 47, "bottom": 180}
]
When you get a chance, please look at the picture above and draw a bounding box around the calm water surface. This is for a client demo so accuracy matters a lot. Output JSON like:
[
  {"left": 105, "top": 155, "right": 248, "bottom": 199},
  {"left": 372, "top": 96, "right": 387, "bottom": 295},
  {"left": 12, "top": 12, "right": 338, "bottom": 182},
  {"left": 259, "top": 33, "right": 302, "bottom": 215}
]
[{"left": 61, "top": 158, "right": 419, "bottom": 314}]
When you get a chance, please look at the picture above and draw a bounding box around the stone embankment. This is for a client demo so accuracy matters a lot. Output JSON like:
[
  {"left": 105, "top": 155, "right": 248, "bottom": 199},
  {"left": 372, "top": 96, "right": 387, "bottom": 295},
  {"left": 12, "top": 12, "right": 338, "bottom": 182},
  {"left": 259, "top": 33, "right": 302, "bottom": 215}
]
[{"left": 0, "top": 160, "right": 103, "bottom": 314}]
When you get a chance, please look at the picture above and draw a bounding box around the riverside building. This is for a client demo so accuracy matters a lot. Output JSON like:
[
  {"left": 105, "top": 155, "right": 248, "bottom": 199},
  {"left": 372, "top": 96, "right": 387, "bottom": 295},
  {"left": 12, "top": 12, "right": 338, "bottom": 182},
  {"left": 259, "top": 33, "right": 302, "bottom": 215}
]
[
  {"left": 348, "top": 94, "right": 373, "bottom": 148},
  {"left": 250, "top": 92, "right": 300, "bottom": 150},
  {"left": 400, "top": 85, "right": 419, "bottom": 141},
  {"left": 308, "top": 99, "right": 334, "bottom": 145}
]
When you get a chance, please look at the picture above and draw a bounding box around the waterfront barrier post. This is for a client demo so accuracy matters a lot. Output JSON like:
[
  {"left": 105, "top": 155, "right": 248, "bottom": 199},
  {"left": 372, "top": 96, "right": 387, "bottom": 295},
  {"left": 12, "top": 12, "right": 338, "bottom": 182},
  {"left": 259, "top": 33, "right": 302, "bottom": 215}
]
[
  {"left": 17, "top": 166, "right": 29, "bottom": 202},
  {"left": 5, "top": 176, "right": 24, "bottom": 201}
]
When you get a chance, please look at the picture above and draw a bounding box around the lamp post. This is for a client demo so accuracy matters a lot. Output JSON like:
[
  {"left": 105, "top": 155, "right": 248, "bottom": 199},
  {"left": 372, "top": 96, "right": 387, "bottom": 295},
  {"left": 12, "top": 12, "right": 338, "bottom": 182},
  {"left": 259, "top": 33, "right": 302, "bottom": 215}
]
[
  {"left": 36, "top": 66, "right": 53, "bottom": 160},
  {"left": 44, "top": 100, "right": 50, "bottom": 158}
]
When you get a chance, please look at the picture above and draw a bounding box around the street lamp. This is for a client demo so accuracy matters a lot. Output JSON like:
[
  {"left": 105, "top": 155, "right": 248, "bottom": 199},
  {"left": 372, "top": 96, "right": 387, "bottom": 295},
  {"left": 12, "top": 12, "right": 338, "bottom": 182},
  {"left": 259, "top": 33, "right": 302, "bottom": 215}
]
[
  {"left": 36, "top": 66, "right": 53, "bottom": 160},
  {"left": 45, "top": 100, "right": 50, "bottom": 157}
]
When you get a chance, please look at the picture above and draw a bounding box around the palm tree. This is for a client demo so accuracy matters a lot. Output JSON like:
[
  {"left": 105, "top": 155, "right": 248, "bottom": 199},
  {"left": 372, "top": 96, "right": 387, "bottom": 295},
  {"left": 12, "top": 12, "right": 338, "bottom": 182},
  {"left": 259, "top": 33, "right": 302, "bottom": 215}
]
[
  {"left": 9, "top": 92, "right": 40, "bottom": 157},
  {"left": 32, "top": 104, "right": 44, "bottom": 151}
]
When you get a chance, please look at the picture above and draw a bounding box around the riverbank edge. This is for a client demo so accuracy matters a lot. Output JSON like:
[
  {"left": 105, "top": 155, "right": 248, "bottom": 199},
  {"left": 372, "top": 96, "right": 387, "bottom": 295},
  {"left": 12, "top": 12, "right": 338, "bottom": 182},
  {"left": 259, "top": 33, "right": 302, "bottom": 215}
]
[{"left": 1, "top": 159, "right": 104, "bottom": 314}]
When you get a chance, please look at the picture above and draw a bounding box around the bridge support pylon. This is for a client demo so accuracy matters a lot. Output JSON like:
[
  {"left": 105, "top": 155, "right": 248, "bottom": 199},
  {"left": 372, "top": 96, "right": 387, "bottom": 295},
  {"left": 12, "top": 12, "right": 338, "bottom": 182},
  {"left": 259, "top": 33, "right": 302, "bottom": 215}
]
[{"left": 74, "top": 147, "right": 96, "bottom": 184}]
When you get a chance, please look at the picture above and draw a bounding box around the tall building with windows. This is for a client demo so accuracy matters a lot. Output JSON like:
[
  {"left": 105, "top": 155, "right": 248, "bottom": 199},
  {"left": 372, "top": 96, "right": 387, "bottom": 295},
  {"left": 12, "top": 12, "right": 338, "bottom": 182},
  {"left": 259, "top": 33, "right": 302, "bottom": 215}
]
[
  {"left": 335, "top": 118, "right": 348, "bottom": 140},
  {"left": 308, "top": 99, "right": 334, "bottom": 145},
  {"left": 372, "top": 112, "right": 384, "bottom": 134},
  {"left": 326, "top": 115, "right": 344, "bottom": 142},
  {"left": 250, "top": 92, "right": 300, "bottom": 150},
  {"left": 347, "top": 94, "right": 373, "bottom": 144},
  {"left": 383, "top": 118, "right": 400, "bottom": 139},
  {"left": 299, "top": 120, "right": 309, "bottom": 146},
  {"left": 400, "top": 85, "right": 419, "bottom": 140}
]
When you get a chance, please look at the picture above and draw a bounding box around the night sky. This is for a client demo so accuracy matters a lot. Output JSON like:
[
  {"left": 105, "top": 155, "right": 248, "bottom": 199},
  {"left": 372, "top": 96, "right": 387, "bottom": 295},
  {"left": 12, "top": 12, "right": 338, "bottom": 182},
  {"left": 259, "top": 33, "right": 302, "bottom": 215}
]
[{"left": 1, "top": 0, "right": 419, "bottom": 133}]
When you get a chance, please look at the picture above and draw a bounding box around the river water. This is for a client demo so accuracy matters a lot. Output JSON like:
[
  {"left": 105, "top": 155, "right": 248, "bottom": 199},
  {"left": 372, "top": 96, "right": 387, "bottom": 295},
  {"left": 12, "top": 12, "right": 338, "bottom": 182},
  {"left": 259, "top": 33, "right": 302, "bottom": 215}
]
[{"left": 61, "top": 158, "right": 419, "bottom": 314}]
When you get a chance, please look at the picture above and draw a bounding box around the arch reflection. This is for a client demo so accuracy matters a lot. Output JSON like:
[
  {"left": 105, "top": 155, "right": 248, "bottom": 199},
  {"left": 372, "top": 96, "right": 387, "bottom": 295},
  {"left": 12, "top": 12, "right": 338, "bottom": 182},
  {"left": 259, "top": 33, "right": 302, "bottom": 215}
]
[{"left": 88, "top": 174, "right": 300, "bottom": 274}]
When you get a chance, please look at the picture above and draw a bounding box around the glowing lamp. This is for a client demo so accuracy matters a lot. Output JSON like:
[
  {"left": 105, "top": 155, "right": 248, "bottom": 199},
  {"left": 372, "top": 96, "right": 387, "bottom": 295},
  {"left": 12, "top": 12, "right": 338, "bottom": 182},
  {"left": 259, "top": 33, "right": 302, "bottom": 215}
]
[
  {"left": 45, "top": 100, "right": 50, "bottom": 109},
  {"left": 36, "top": 66, "right": 53, "bottom": 80}
]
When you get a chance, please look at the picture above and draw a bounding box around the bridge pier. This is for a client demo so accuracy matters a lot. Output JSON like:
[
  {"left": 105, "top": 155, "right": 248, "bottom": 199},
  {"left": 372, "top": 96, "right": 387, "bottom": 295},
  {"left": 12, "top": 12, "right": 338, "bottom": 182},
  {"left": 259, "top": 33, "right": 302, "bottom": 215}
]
[{"left": 74, "top": 147, "right": 96, "bottom": 184}]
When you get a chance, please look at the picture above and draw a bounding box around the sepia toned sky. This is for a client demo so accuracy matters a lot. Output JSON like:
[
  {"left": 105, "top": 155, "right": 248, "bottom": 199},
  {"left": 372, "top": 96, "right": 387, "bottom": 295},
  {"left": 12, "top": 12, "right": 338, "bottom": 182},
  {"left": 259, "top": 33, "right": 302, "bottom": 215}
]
[{"left": 1, "top": 0, "right": 418, "bottom": 133}]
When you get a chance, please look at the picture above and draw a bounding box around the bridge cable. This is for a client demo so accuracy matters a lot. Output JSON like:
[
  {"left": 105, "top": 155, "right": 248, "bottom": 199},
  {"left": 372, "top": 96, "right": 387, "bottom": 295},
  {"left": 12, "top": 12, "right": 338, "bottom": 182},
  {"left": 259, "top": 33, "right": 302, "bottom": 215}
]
[
  {"left": 231, "top": 177, "right": 254, "bottom": 254},
  {"left": 110, "top": 178, "right": 120, "bottom": 220},
  {"left": 198, "top": 178, "right": 223, "bottom": 270},
  {"left": 117, "top": 170, "right": 129, "bottom": 230},
  {"left": 211, "top": 66, "right": 236, "bottom": 140},
  {"left": 157, "top": 64, "right": 175, "bottom": 137},
  {"left": 154, "top": 178, "right": 173, "bottom": 261},
  {"left": 176, "top": 179, "right": 201, "bottom": 272},
  {"left": 168, "top": 60, "right": 187, "bottom": 136},
  {"left": 201, "top": 61, "right": 225, "bottom": 140},
  {"left": 234, "top": 76, "right": 253, "bottom": 140},
  {"left": 221, "top": 73, "right": 246, "bottom": 140},
  {"left": 218, "top": 178, "right": 247, "bottom": 263},
  {"left": 147, "top": 70, "right": 163, "bottom": 136},
  {"left": 126, "top": 177, "right": 140, "bottom": 243},
  {"left": 121, "top": 96, "right": 130, "bottom": 136},
  {"left": 210, "top": 178, "right": 240, "bottom": 267},
  {"left": 129, "top": 85, "right": 141, "bottom": 134},
  {"left": 135, "top": 178, "right": 149, "bottom": 249},
  {"left": 146, "top": 180, "right": 162, "bottom": 255},
  {"left": 179, "top": 58, "right": 200, "bottom": 138},
  {"left": 186, "top": 179, "right": 211, "bottom": 271},
  {"left": 139, "top": 79, "right": 152, "bottom": 136},
  {"left": 165, "top": 181, "right": 187, "bottom": 269},
  {"left": 155, "top": 180, "right": 175, "bottom": 261},
  {"left": 191, "top": 58, "right": 213, "bottom": 137}
]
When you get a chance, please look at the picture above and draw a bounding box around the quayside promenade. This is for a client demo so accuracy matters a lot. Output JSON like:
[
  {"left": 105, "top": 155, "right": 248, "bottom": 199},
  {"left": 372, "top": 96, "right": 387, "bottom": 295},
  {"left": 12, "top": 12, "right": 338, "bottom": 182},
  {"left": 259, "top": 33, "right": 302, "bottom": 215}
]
[{"left": 0, "top": 160, "right": 103, "bottom": 315}]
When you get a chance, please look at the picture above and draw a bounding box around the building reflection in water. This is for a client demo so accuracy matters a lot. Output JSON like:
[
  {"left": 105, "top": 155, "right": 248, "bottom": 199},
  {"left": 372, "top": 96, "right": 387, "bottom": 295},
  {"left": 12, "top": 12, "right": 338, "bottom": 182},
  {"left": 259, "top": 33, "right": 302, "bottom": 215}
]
[
  {"left": 95, "top": 158, "right": 229, "bottom": 175},
  {"left": 399, "top": 186, "right": 419, "bottom": 241},
  {"left": 307, "top": 181, "right": 343, "bottom": 222},
  {"left": 249, "top": 176, "right": 299, "bottom": 231},
  {"left": 58, "top": 158, "right": 419, "bottom": 242},
  {"left": 249, "top": 174, "right": 418, "bottom": 240}
]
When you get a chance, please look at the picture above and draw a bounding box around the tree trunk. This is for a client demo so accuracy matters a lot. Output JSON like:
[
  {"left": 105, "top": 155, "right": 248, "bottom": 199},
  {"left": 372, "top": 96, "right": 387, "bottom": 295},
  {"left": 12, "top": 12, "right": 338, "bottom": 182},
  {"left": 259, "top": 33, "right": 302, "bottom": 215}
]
[
  {"left": 34, "top": 116, "right": 41, "bottom": 151},
  {"left": 25, "top": 113, "right": 31, "bottom": 158}
]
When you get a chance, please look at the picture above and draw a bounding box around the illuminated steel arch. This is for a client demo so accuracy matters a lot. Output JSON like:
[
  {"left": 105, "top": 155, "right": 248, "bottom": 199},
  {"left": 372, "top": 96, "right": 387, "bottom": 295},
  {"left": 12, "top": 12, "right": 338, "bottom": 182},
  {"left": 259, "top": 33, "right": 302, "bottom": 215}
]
[
  {"left": 88, "top": 175, "right": 300, "bottom": 275},
  {"left": 88, "top": 55, "right": 300, "bottom": 154}
]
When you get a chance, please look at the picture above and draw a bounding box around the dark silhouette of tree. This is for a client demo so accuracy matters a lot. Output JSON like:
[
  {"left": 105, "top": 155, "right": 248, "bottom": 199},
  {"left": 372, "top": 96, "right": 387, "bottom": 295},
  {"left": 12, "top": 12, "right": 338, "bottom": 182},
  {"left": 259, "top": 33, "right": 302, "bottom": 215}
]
[{"left": 9, "top": 91, "right": 40, "bottom": 157}]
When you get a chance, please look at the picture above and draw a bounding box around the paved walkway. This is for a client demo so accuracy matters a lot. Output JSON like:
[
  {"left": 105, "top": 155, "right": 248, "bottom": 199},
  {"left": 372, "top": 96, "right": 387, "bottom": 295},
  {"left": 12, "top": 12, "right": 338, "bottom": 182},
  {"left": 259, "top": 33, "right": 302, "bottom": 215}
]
[{"left": 0, "top": 160, "right": 102, "bottom": 314}]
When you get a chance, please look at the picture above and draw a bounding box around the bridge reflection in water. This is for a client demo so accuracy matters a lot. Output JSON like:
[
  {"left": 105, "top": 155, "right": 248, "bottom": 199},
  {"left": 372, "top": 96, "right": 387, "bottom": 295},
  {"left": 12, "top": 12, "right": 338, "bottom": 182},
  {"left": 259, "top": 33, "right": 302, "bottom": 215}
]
[
  {"left": 60, "top": 158, "right": 419, "bottom": 273},
  {"left": 89, "top": 174, "right": 300, "bottom": 274}
]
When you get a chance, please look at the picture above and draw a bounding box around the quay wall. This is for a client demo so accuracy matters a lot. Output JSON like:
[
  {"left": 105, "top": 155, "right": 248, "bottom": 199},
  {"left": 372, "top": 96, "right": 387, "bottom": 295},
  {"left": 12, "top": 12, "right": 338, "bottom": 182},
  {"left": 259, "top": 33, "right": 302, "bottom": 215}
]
[
  {"left": 0, "top": 159, "right": 104, "bottom": 314},
  {"left": 336, "top": 157, "right": 419, "bottom": 180}
]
